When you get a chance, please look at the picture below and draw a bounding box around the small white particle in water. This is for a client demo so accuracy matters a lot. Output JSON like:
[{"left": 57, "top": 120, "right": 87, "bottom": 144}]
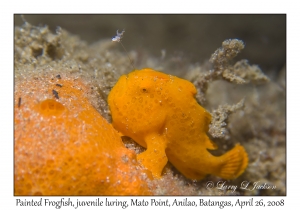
[{"left": 112, "top": 29, "right": 125, "bottom": 42}]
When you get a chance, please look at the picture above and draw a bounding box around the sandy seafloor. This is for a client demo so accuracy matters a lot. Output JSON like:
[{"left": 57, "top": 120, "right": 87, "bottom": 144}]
[{"left": 14, "top": 15, "right": 286, "bottom": 195}]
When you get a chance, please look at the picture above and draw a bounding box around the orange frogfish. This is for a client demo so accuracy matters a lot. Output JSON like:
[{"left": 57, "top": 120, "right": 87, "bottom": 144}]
[{"left": 108, "top": 68, "right": 248, "bottom": 180}]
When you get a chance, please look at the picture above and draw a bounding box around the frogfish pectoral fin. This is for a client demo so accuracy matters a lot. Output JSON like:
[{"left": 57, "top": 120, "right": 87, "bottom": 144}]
[
  {"left": 214, "top": 143, "right": 248, "bottom": 179},
  {"left": 136, "top": 135, "right": 168, "bottom": 178},
  {"left": 205, "top": 135, "right": 218, "bottom": 150}
]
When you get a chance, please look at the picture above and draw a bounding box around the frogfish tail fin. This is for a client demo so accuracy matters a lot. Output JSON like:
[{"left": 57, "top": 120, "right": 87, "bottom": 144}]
[{"left": 218, "top": 143, "right": 248, "bottom": 180}]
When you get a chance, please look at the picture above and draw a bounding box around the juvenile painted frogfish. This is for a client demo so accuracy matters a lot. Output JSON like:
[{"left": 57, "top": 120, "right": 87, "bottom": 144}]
[{"left": 108, "top": 68, "right": 248, "bottom": 180}]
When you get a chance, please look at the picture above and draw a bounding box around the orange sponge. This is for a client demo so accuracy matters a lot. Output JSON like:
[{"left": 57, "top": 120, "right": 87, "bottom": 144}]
[{"left": 14, "top": 75, "right": 152, "bottom": 195}]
